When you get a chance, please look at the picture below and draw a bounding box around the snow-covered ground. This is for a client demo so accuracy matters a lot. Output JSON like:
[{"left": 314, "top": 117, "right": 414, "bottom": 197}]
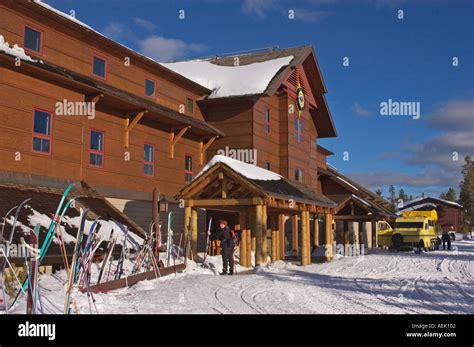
[{"left": 9, "top": 240, "right": 474, "bottom": 314}]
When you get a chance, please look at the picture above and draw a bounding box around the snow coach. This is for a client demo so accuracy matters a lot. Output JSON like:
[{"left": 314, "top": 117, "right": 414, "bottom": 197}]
[{"left": 378, "top": 210, "right": 440, "bottom": 251}]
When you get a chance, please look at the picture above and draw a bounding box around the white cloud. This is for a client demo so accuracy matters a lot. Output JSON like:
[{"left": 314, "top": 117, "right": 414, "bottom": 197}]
[
  {"left": 102, "top": 22, "right": 133, "bottom": 41},
  {"left": 133, "top": 17, "right": 157, "bottom": 32},
  {"left": 139, "top": 36, "right": 207, "bottom": 63},
  {"left": 242, "top": 0, "right": 276, "bottom": 18},
  {"left": 353, "top": 102, "right": 373, "bottom": 118},
  {"left": 427, "top": 99, "right": 474, "bottom": 131}
]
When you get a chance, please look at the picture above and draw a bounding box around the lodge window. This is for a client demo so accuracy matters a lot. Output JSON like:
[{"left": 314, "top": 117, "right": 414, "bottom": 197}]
[
  {"left": 24, "top": 26, "right": 42, "bottom": 53},
  {"left": 144, "top": 143, "right": 154, "bottom": 176},
  {"left": 295, "top": 167, "right": 304, "bottom": 182},
  {"left": 145, "top": 79, "right": 156, "bottom": 97},
  {"left": 264, "top": 161, "right": 271, "bottom": 171},
  {"left": 89, "top": 130, "right": 104, "bottom": 167},
  {"left": 186, "top": 98, "right": 194, "bottom": 114},
  {"left": 92, "top": 55, "right": 107, "bottom": 79},
  {"left": 264, "top": 109, "right": 271, "bottom": 133},
  {"left": 185, "top": 155, "right": 193, "bottom": 182},
  {"left": 32, "top": 109, "right": 52, "bottom": 154},
  {"left": 294, "top": 117, "right": 303, "bottom": 143}
]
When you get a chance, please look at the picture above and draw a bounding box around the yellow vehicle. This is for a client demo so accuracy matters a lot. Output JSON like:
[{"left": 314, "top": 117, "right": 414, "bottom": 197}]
[{"left": 378, "top": 210, "right": 440, "bottom": 251}]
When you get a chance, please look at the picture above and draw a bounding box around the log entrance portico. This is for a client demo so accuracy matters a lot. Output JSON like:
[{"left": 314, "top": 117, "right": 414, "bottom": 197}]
[{"left": 177, "top": 158, "right": 336, "bottom": 267}]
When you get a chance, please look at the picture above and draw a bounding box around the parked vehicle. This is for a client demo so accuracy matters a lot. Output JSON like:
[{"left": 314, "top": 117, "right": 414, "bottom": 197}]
[{"left": 378, "top": 210, "right": 440, "bottom": 251}]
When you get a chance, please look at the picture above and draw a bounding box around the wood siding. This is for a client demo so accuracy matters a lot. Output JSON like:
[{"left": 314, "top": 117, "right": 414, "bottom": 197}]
[
  {"left": 0, "top": 68, "right": 203, "bottom": 198},
  {"left": 0, "top": 4, "right": 206, "bottom": 121}
]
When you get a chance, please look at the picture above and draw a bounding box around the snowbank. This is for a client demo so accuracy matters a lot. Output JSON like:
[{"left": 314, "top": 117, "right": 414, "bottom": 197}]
[
  {"left": 195, "top": 155, "right": 282, "bottom": 181},
  {"left": 162, "top": 56, "right": 294, "bottom": 98}
]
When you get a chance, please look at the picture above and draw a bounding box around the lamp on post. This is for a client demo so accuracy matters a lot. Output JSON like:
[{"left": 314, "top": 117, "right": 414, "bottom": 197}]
[{"left": 158, "top": 195, "right": 171, "bottom": 213}]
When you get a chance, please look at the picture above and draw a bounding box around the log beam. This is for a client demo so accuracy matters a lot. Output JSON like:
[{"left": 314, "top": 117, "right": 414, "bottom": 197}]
[
  {"left": 199, "top": 136, "right": 218, "bottom": 165},
  {"left": 185, "top": 197, "right": 263, "bottom": 207},
  {"left": 124, "top": 110, "right": 147, "bottom": 148},
  {"left": 169, "top": 126, "right": 191, "bottom": 158}
]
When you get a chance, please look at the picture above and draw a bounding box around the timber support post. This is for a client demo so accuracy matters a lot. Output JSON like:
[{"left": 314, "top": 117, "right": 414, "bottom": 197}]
[
  {"left": 271, "top": 230, "right": 278, "bottom": 262},
  {"left": 254, "top": 204, "right": 263, "bottom": 266},
  {"left": 239, "top": 211, "right": 251, "bottom": 268},
  {"left": 301, "top": 210, "right": 311, "bottom": 266},
  {"left": 278, "top": 214, "right": 286, "bottom": 260},
  {"left": 325, "top": 213, "right": 334, "bottom": 261},
  {"left": 371, "top": 217, "right": 377, "bottom": 248},
  {"left": 191, "top": 208, "right": 198, "bottom": 260},
  {"left": 184, "top": 206, "right": 192, "bottom": 260},
  {"left": 292, "top": 214, "right": 298, "bottom": 257},
  {"left": 261, "top": 205, "right": 268, "bottom": 265},
  {"left": 313, "top": 214, "right": 320, "bottom": 247}
]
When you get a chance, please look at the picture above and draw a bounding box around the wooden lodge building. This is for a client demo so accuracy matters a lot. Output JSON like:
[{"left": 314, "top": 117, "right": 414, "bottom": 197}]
[{"left": 0, "top": 0, "right": 394, "bottom": 267}]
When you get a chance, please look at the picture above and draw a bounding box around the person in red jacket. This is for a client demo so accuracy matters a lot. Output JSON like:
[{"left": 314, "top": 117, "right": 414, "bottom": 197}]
[{"left": 213, "top": 219, "right": 235, "bottom": 275}]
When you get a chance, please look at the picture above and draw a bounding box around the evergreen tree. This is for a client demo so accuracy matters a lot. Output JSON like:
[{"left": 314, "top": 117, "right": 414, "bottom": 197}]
[
  {"left": 445, "top": 187, "right": 457, "bottom": 202},
  {"left": 459, "top": 156, "right": 473, "bottom": 231},
  {"left": 439, "top": 191, "right": 447, "bottom": 200},
  {"left": 398, "top": 188, "right": 408, "bottom": 202},
  {"left": 375, "top": 188, "right": 383, "bottom": 197},
  {"left": 388, "top": 185, "right": 396, "bottom": 202}
]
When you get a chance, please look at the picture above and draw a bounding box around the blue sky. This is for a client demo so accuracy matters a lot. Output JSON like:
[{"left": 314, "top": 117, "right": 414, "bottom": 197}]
[{"left": 44, "top": 0, "right": 474, "bottom": 200}]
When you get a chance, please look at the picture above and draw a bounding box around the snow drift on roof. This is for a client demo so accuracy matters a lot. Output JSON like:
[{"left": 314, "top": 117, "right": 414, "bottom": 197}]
[
  {"left": 196, "top": 155, "right": 281, "bottom": 181},
  {"left": 34, "top": 0, "right": 96, "bottom": 31},
  {"left": 396, "top": 202, "right": 438, "bottom": 215},
  {"left": 0, "top": 35, "right": 37, "bottom": 62},
  {"left": 162, "top": 56, "right": 294, "bottom": 98},
  {"left": 404, "top": 197, "right": 461, "bottom": 208},
  {"left": 352, "top": 194, "right": 371, "bottom": 207},
  {"left": 336, "top": 176, "right": 359, "bottom": 191}
]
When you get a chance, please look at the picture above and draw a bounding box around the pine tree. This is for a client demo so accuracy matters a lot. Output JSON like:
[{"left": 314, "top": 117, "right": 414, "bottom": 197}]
[
  {"left": 375, "top": 188, "right": 383, "bottom": 197},
  {"left": 445, "top": 187, "right": 457, "bottom": 202},
  {"left": 459, "top": 156, "right": 473, "bottom": 232},
  {"left": 388, "top": 184, "right": 395, "bottom": 205},
  {"left": 398, "top": 188, "right": 408, "bottom": 202},
  {"left": 439, "top": 191, "right": 447, "bottom": 200}
]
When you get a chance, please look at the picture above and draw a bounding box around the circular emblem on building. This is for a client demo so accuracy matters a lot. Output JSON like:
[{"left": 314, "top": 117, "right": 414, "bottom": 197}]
[{"left": 296, "top": 87, "right": 305, "bottom": 111}]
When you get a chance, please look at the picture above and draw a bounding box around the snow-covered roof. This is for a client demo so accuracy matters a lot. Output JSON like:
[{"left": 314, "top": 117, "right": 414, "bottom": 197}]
[
  {"left": 0, "top": 35, "right": 37, "bottom": 62},
  {"left": 195, "top": 155, "right": 282, "bottom": 181},
  {"left": 34, "top": 0, "right": 96, "bottom": 32},
  {"left": 336, "top": 176, "right": 359, "bottom": 191},
  {"left": 162, "top": 56, "right": 294, "bottom": 99},
  {"left": 352, "top": 194, "right": 371, "bottom": 207},
  {"left": 404, "top": 197, "right": 462, "bottom": 208},
  {"left": 396, "top": 202, "right": 438, "bottom": 215}
]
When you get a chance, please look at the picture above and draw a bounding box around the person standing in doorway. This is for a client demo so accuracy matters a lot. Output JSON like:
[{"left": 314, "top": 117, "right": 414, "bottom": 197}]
[{"left": 214, "top": 219, "right": 235, "bottom": 275}]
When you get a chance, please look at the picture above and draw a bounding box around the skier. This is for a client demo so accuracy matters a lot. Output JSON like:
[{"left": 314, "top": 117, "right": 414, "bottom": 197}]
[
  {"left": 441, "top": 231, "right": 451, "bottom": 250},
  {"left": 212, "top": 219, "right": 235, "bottom": 275}
]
